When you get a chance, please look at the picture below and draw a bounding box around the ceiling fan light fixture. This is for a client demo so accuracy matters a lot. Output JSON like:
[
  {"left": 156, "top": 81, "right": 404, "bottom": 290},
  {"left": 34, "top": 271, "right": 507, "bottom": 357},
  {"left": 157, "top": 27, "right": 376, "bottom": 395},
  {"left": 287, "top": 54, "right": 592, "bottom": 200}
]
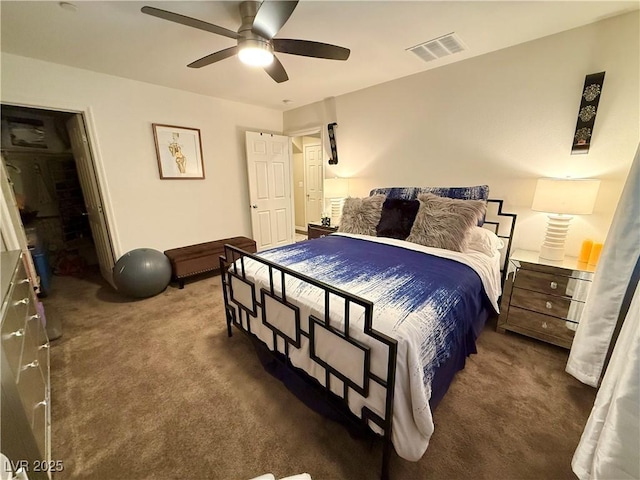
[{"left": 238, "top": 39, "right": 274, "bottom": 67}]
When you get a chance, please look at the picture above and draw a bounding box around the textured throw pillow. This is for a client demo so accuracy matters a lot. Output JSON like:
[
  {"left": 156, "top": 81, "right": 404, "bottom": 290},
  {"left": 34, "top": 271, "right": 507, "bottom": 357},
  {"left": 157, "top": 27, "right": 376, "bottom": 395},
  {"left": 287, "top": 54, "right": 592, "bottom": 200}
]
[
  {"left": 406, "top": 193, "right": 487, "bottom": 252},
  {"left": 376, "top": 198, "right": 420, "bottom": 240},
  {"left": 338, "top": 194, "right": 386, "bottom": 236}
]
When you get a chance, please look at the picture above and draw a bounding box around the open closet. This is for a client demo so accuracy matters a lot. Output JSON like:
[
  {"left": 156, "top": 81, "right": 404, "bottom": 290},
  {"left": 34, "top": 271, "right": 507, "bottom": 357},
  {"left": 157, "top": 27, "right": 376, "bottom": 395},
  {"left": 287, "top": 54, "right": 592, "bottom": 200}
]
[{"left": 1, "top": 105, "right": 109, "bottom": 295}]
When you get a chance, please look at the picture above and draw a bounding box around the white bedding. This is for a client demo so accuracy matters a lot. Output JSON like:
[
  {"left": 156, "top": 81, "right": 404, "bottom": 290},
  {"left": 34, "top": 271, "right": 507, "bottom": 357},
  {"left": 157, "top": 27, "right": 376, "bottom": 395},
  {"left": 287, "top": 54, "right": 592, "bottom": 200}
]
[{"left": 228, "top": 234, "right": 502, "bottom": 461}]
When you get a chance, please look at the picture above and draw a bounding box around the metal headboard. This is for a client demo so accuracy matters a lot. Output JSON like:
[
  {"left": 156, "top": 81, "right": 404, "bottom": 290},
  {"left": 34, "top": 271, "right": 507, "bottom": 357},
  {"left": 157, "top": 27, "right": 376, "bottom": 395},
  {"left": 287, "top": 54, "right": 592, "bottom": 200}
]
[{"left": 484, "top": 199, "right": 517, "bottom": 288}]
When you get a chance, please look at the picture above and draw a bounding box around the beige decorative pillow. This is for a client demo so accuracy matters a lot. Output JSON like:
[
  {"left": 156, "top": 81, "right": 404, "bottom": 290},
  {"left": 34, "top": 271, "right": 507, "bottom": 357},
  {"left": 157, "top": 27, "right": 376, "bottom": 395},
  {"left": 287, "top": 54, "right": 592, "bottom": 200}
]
[
  {"left": 337, "top": 194, "right": 386, "bottom": 236},
  {"left": 406, "top": 193, "right": 487, "bottom": 252}
]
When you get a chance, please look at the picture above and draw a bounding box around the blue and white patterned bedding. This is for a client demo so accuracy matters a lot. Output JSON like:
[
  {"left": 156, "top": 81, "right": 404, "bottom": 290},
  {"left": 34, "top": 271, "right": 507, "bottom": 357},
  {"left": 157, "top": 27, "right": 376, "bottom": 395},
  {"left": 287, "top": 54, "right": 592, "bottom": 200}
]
[{"left": 233, "top": 233, "right": 501, "bottom": 461}]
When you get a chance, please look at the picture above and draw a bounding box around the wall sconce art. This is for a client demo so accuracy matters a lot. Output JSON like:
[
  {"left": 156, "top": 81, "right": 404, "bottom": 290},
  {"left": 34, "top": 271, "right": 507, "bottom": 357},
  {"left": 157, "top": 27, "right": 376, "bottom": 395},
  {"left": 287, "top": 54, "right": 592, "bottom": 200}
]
[
  {"left": 327, "top": 122, "right": 338, "bottom": 165},
  {"left": 571, "top": 72, "right": 605, "bottom": 155}
]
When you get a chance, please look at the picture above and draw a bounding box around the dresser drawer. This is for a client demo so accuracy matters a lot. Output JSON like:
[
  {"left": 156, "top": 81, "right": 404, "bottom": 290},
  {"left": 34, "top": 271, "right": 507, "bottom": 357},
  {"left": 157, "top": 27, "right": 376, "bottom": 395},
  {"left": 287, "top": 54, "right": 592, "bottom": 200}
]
[
  {"left": 11, "top": 261, "right": 33, "bottom": 304},
  {"left": 514, "top": 268, "right": 570, "bottom": 296},
  {"left": 506, "top": 306, "right": 575, "bottom": 345},
  {"left": 32, "top": 390, "right": 50, "bottom": 460},
  {"left": 16, "top": 350, "right": 47, "bottom": 424},
  {"left": 1, "top": 304, "right": 27, "bottom": 375},
  {"left": 511, "top": 287, "right": 572, "bottom": 319},
  {"left": 21, "top": 312, "right": 48, "bottom": 382}
]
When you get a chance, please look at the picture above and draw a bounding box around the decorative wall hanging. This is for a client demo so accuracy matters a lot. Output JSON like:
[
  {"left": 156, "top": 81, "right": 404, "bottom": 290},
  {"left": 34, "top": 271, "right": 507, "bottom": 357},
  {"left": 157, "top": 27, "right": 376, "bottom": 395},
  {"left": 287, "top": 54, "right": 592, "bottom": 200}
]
[
  {"left": 571, "top": 72, "right": 605, "bottom": 155},
  {"left": 327, "top": 122, "right": 339, "bottom": 165},
  {"left": 152, "top": 124, "right": 205, "bottom": 179}
]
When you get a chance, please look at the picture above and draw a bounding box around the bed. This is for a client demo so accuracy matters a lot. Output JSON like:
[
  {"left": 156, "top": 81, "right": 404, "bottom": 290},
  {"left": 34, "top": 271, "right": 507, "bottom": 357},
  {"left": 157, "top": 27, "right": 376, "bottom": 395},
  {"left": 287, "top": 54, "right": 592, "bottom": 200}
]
[{"left": 219, "top": 186, "right": 516, "bottom": 479}]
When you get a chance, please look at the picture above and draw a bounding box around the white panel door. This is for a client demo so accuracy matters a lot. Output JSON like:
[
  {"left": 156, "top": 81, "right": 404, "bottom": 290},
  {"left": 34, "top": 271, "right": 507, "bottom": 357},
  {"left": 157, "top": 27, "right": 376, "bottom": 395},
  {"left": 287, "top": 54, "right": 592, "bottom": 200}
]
[
  {"left": 66, "top": 114, "right": 116, "bottom": 285},
  {"left": 246, "top": 131, "right": 293, "bottom": 250},
  {"left": 304, "top": 143, "right": 323, "bottom": 224}
]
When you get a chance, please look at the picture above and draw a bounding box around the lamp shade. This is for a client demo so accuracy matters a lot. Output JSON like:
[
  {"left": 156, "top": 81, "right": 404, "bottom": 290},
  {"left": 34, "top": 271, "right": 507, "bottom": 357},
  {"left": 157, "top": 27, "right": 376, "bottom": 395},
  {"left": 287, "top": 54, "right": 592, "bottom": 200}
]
[
  {"left": 531, "top": 178, "right": 600, "bottom": 215},
  {"left": 324, "top": 177, "right": 349, "bottom": 198}
]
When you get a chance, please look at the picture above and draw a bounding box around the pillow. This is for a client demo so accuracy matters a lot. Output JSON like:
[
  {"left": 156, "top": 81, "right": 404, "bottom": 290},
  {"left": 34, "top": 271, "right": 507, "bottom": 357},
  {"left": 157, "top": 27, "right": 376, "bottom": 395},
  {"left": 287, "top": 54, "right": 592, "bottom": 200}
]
[
  {"left": 376, "top": 198, "right": 420, "bottom": 240},
  {"left": 369, "top": 185, "right": 489, "bottom": 201},
  {"left": 369, "top": 185, "right": 489, "bottom": 225},
  {"left": 338, "top": 194, "right": 386, "bottom": 236},
  {"left": 465, "top": 227, "right": 505, "bottom": 256},
  {"left": 406, "top": 193, "right": 487, "bottom": 252}
]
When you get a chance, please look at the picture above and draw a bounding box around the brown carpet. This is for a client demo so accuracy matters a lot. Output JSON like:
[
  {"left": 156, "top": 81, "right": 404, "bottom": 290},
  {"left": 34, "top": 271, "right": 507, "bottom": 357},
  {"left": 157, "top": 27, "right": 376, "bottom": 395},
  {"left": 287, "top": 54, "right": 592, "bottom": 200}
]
[{"left": 42, "top": 269, "right": 595, "bottom": 480}]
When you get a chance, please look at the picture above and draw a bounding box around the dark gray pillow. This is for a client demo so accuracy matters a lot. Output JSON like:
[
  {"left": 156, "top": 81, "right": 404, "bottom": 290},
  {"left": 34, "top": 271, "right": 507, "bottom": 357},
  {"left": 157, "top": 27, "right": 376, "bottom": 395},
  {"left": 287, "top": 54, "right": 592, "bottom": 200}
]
[
  {"left": 406, "top": 193, "right": 487, "bottom": 252},
  {"left": 338, "top": 194, "right": 386, "bottom": 236}
]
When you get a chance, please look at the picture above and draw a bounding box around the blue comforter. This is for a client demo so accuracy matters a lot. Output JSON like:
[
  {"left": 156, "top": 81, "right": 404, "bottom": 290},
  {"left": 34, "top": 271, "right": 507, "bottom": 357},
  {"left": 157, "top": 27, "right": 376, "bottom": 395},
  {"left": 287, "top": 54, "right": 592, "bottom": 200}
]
[{"left": 257, "top": 234, "right": 489, "bottom": 387}]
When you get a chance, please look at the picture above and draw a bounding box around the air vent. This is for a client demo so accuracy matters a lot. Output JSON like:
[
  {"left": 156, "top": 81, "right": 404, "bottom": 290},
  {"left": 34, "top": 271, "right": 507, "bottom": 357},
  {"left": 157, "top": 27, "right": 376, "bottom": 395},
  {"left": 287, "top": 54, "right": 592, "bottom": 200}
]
[{"left": 407, "top": 33, "right": 466, "bottom": 63}]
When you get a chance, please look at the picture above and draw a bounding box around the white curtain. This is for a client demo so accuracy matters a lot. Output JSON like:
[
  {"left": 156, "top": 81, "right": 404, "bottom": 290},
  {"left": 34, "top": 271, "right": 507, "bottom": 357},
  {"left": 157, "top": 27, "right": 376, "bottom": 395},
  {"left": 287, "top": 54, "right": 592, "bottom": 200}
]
[
  {"left": 568, "top": 144, "right": 640, "bottom": 479},
  {"left": 566, "top": 144, "right": 640, "bottom": 385},
  {"left": 572, "top": 281, "right": 640, "bottom": 479}
]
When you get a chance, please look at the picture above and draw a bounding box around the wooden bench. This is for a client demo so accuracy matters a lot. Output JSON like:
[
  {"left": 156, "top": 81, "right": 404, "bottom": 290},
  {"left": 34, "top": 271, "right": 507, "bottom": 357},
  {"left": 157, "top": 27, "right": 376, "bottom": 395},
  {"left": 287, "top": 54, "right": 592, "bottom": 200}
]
[{"left": 164, "top": 236, "right": 257, "bottom": 289}]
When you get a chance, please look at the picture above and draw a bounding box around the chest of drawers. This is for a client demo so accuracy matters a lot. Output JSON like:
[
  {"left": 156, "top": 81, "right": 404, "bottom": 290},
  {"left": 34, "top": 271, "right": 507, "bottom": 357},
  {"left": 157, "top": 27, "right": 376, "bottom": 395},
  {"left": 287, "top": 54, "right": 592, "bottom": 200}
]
[
  {"left": 1, "top": 250, "right": 51, "bottom": 479},
  {"left": 497, "top": 249, "right": 594, "bottom": 348}
]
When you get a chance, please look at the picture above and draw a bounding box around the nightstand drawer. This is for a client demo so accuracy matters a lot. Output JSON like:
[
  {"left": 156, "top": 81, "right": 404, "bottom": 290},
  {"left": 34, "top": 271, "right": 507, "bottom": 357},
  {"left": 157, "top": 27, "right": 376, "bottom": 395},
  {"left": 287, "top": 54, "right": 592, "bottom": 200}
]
[
  {"left": 507, "top": 306, "right": 575, "bottom": 345},
  {"left": 308, "top": 224, "right": 338, "bottom": 239},
  {"left": 511, "top": 287, "right": 571, "bottom": 319},
  {"left": 514, "top": 269, "right": 570, "bottom": 296}
]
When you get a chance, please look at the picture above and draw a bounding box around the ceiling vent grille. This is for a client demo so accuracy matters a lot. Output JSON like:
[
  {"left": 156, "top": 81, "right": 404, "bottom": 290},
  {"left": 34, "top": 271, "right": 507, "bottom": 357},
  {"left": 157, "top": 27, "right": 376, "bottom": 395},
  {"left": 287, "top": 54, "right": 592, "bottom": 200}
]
[{"left": 407, "top": 33, "right": 466, "bottom": 63}]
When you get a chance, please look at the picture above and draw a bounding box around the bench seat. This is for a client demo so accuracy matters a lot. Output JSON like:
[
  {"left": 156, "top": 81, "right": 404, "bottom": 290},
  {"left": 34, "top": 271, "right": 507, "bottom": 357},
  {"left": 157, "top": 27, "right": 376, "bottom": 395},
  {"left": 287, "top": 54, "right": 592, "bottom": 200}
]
[{"left": 164, "top": 236, "right": 256, "bottom": 288}]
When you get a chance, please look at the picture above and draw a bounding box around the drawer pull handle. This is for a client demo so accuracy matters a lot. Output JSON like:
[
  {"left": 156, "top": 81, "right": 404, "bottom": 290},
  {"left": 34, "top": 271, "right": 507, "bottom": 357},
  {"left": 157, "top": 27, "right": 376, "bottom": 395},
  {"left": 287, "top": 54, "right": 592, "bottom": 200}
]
[
  {"left": 550, "top": 281, "right": 558, "bottom": 290},
  {"left": 39, "top": 343, "right": 50, "bottom": 350},
  {"left": 13, "top": 298, "right": 29, "bottom": 306},
  {"left": 22, "top": 359, "right": 39, "bottom": 371},
  {"left": 35, "top": 399, "right": 48, "bottom": 409},
  {"left": 18, "top": 278, "right": 30, "bottom": 284},
  {"left": 546, "top": 301, "right": 553, "bottom": 310},
  {"left": 542, "top": 322, "right": 548, "bottom": 329},
  {"left": 7, "top": 328, "right": 25, "bottom": 338},
  {"left": 29, "top": 314, "right": 40, "bottom": 321}
]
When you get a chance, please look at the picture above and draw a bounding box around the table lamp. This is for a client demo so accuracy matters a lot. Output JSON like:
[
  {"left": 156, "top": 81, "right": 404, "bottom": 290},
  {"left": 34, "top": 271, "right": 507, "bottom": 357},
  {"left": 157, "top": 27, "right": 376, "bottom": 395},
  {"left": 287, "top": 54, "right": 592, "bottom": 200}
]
[
  {"left": 324, "top": 177, "right": 349, "bottom": 226},
  {"left": 531, "top": 178, "right": 600, "bottom": 261}
]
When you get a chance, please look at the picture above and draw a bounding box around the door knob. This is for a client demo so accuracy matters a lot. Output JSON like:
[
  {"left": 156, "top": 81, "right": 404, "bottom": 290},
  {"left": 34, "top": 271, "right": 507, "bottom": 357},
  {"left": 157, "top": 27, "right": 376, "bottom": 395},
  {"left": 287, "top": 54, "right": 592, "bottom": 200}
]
[{"left": 251, "top": 205, "right": 258, "bottom": 209}]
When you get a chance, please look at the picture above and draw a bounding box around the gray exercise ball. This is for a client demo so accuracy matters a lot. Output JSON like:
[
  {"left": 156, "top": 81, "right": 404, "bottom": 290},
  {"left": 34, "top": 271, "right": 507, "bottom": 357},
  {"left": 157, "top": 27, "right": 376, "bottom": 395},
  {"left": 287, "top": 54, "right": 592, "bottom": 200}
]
[{"left": 113, "top": 248, "right": 172, "bottom": 298}]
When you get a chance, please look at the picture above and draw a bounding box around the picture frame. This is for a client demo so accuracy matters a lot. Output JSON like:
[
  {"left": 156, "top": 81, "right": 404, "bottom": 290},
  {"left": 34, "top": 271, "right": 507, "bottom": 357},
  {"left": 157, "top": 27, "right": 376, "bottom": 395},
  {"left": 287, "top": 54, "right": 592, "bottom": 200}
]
[{"left": 152, "top": 123, "right": 205, "bottom": 179}]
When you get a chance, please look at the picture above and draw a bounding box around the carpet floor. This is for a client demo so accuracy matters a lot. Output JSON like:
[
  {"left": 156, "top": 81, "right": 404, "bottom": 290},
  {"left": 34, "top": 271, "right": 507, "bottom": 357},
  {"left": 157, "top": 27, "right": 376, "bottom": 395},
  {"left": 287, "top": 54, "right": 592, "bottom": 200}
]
[{"left": 41, "top": 269, "right": 595, "bottom": 480}]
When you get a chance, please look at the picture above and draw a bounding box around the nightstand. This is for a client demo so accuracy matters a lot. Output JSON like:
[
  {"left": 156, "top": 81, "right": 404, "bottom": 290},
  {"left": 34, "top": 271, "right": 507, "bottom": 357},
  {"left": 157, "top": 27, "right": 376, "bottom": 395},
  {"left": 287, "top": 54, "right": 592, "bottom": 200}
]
[
  {"left": 307, "top": 223, "right": 338, "bottom": 239},
  {"left": 497, "top": 249, "right": 595, "bottom": 349}
]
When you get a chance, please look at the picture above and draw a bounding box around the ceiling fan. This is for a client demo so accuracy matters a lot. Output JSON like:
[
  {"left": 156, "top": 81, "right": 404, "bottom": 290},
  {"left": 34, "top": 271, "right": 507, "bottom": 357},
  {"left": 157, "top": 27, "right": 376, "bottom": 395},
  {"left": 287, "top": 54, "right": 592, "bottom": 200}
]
[{"left": 141, "top": 1, "right": 351, "bottom": 83}]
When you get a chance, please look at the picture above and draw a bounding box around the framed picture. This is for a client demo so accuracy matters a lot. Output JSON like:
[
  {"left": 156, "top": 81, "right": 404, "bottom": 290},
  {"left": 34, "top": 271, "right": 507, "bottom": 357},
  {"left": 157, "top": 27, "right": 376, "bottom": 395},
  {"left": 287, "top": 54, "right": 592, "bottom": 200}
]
[{"left": 152, "top": 124, "right": 205, "bottom": 179}]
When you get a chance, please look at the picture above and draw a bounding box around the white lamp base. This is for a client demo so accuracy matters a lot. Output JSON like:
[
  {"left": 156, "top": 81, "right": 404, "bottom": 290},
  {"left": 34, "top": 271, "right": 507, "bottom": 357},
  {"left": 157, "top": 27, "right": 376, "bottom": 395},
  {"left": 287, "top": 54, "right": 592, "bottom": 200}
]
[
  {"left": 538, "top": 214, "right": 573, "bottom": 261},
  {"left": 330, "top": 198, "right": 344, "bottom": 227}
]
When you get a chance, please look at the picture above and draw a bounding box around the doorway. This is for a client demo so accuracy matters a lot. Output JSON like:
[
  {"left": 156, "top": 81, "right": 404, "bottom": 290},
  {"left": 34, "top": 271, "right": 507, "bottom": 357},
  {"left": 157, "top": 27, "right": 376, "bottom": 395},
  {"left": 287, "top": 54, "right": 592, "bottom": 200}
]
[
  {"left": 1, "top": 104, "right": 115, "bottom": 294},
  {"left": 290, "top": 129, "right": 323, "bottom": 238}
]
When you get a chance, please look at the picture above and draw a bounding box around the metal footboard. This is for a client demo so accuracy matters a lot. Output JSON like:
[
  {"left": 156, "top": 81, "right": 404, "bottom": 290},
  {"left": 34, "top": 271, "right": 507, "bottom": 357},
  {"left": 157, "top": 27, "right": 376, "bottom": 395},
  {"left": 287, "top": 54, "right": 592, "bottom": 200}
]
[{"left": 220, "top": 245, "right": 398, "bottom": 480}]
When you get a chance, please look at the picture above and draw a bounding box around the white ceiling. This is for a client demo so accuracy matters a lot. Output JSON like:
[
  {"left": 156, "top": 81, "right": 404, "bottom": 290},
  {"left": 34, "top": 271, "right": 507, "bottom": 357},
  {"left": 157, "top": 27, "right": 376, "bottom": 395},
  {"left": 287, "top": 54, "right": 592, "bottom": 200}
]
[{"left": 1, "top": 1, "right": 637, "bottom": 111}]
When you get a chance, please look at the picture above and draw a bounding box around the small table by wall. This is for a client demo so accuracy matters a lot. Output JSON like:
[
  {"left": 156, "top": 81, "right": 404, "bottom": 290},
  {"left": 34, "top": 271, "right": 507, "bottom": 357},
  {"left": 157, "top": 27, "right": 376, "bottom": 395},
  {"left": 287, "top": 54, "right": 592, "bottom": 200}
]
[{"left": 307, "top": 223, "right": 338, "bottom": 240}]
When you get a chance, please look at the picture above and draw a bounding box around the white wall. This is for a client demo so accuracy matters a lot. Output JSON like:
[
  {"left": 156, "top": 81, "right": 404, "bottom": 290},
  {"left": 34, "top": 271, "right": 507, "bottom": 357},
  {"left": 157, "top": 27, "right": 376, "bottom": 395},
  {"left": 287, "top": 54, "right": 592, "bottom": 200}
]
[
  {"left": 1, "top": 53, "right": 282, "bottom": 257},
  {"left": 284, "top": 12, "right": 640, "bottom": 256}
]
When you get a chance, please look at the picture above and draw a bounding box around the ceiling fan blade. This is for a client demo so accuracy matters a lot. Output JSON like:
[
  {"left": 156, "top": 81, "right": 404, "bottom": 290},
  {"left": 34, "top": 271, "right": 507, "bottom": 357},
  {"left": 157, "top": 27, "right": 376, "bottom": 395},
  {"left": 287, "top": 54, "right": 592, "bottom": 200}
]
[
  {"left": 273, "top": 39, "right": 350, "bottom": 60},
  {"left": 252, "top": 1, "right": 299, "bottom": 39},
  {"left": 188, "top": 46, "right": 239, "bottom": 68},
  {"left": 141, "top": 6, "right": 240, "bottom": 40},
  {"left": 264, "top": 56, "right": 289, "bottom": 83}
]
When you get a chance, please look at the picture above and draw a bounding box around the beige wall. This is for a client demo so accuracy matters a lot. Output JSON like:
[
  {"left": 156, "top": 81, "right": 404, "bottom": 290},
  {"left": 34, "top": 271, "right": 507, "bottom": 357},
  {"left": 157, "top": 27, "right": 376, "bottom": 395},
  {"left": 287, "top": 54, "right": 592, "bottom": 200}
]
[
  {"left": 1, "top": 54, "right": 282, "bottom": 257},
  {"left": 284, "top": 12, "right": 640, "bottom": 255}
]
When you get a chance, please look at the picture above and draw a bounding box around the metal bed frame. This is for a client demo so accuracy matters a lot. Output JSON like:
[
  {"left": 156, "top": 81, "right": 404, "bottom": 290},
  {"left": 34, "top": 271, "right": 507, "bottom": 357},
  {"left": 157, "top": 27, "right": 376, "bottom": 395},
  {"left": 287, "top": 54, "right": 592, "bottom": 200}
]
[{"left": 219, "top": 199, "right": 516, "bottom": 480}]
